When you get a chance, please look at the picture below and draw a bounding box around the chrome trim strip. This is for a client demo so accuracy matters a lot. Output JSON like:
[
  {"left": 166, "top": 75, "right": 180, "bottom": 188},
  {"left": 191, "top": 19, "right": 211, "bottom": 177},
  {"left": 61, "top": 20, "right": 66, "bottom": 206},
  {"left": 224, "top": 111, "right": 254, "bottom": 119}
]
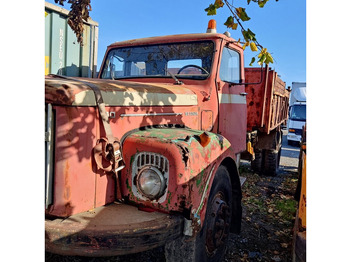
[
  {"left": 120, "top": 112, "right": 182, "bottom": 117},
  {"left": 45, "top": 104, "right": 54, "bottom": 208}
]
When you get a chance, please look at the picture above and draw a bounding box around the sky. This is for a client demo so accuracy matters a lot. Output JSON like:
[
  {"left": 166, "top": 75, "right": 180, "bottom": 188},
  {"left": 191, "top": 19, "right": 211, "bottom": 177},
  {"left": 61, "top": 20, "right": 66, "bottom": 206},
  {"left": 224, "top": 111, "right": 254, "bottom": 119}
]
[{"left": 45, "top": 0, "right": 306, "bottom": 88}]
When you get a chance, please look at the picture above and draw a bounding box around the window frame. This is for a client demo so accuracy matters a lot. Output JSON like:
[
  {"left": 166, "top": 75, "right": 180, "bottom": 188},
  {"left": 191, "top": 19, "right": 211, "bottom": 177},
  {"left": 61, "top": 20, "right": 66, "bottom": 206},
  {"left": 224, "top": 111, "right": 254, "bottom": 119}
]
[
  {"left": 100, "top": 40, "right": 216, "bottom": 81},
  {"left": 219, "top": 46, "right": 242, "bottom": 84}
]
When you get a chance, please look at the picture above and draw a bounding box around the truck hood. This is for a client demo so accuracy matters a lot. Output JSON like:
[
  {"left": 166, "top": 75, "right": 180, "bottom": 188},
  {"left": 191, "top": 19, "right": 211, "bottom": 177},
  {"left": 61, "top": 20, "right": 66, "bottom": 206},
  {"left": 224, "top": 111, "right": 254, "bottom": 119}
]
[{"left": 45, "top": 76, "right": 198, "bottom": 107}]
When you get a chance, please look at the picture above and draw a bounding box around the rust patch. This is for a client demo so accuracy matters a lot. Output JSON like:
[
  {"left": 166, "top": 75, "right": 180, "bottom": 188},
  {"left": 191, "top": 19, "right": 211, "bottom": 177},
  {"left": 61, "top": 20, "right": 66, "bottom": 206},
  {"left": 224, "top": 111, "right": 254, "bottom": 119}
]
[
  {"left": 174, "top": 144, "right": 189, "bottom": 167},
  {"left": 64, "top": 161, "right": 71, "bottom": 202},
  {"left": 64, "top": 202, "right": 74, "bottom": 216}
]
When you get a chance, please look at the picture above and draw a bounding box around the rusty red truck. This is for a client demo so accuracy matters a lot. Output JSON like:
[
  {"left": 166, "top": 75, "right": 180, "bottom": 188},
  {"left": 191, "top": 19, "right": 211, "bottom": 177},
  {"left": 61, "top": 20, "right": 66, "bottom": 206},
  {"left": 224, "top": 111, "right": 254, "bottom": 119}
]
[{"left": 45, "top": 20, "right": 289, "bottom": 261}]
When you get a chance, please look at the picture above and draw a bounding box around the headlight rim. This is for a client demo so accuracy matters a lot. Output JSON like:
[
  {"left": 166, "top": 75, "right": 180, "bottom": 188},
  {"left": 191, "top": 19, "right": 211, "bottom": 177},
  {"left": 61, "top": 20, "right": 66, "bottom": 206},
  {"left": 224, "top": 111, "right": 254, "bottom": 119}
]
[{"left": 136, "top": 166, "right": 166, "bottom": 200}]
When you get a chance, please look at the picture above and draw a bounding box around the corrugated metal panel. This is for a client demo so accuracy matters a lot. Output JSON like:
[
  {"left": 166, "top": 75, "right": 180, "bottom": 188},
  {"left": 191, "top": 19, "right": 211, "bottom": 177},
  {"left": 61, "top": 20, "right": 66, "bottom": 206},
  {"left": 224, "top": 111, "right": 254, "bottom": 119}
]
[{"left": 45, "top": 2, "right": 99, "bottom": 77}]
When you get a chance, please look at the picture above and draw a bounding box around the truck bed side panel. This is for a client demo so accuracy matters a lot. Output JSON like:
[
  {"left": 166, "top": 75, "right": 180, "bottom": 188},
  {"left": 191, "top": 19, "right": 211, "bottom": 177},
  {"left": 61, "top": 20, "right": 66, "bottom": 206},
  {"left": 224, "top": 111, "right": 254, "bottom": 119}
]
[{"left": 245, "top": 68, "right": 289, "bottom": 134}]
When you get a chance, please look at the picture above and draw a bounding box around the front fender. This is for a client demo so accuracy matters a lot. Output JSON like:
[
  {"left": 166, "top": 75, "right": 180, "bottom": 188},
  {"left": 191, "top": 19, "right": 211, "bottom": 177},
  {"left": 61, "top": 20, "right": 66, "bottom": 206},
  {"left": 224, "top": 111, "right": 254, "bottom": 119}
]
[{"left": 121, "top": 127, "right": 233, "bottom": 218}]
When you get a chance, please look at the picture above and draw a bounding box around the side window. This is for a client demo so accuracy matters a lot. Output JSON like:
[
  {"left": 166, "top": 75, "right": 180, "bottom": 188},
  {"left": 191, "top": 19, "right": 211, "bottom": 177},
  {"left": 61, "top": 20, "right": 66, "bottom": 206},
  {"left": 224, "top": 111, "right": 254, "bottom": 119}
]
[
  {"left": 219, "top": 47, "right": 240, "bottom": 83},
  {"left": 101, "top": 55, "right": 125, "bottom": 79}
]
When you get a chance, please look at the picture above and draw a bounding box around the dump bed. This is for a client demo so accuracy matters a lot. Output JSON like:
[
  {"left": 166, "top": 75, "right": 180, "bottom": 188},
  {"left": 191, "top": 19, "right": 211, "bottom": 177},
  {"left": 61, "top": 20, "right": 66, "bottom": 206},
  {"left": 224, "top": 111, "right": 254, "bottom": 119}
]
[{"left": 245, "top": 67, "right": 289, "bottom": 134}]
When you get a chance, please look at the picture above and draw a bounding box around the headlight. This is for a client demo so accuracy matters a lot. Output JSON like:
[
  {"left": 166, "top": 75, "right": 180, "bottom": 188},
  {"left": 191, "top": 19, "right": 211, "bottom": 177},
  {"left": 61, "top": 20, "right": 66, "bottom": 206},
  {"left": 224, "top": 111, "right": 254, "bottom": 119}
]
[
  {"left": 136, "top": 166, "right": 166, "bottom": 200},
  {"left": 132, "top": 152, "right": 169, "bottom": 202}
]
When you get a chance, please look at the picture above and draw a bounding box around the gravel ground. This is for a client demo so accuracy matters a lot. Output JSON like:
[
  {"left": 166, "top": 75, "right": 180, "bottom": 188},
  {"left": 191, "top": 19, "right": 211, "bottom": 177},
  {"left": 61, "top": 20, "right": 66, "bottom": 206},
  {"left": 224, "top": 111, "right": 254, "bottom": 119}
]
[
  {"left": 46, "top": 130, "right": 300, "bottom": 262},
  {"left": 223, "top": 129, "right": 300, "bottom": 262}
]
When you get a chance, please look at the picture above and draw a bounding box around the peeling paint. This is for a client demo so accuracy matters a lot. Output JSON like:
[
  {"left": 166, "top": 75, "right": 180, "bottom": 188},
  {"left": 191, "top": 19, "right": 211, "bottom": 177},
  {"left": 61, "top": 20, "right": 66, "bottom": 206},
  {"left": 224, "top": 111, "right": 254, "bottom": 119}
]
[
  {"left": 120, "top": 127, "right": 233, "bottom": 224},
  {"left": 196, "top": 169, "right": 205, "bottom": 188},
  {"left": 125, "top": 178, "right": 132, "bottom": 195}
]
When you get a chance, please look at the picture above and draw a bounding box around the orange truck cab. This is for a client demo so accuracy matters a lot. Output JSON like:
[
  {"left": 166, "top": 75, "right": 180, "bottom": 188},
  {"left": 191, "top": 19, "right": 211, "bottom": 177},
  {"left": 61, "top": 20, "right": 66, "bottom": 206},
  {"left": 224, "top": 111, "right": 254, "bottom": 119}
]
[{"left": 45, "top": 21, "right": 288, "bottom": 261}]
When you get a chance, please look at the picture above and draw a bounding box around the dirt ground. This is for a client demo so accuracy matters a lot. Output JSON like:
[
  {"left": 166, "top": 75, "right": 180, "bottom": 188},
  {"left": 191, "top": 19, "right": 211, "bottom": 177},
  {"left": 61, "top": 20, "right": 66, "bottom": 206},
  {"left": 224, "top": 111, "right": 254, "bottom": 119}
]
[
  {"left": 224, "top": 163, "right": 299, "bottom": 262},
  {"left": 46, "top": 132, "right": 300, "bottom": 262},
  {"left": 223, "top": 131, "right": 300, "bottom": 262}
]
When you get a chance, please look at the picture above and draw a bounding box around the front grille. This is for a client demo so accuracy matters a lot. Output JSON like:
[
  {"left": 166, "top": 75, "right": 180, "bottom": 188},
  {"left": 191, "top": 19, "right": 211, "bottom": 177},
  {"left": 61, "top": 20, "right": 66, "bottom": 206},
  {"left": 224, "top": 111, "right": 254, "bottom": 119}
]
[{"left": 135, "top": 153, "right": 169, "bottom": 174}]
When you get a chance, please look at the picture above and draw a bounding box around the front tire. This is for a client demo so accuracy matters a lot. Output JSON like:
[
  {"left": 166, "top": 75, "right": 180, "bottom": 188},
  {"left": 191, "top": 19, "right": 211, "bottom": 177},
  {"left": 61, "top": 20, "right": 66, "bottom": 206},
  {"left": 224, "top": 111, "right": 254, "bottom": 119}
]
[{"left": 194, "top": 166, "right": 233, "bottom": 262}]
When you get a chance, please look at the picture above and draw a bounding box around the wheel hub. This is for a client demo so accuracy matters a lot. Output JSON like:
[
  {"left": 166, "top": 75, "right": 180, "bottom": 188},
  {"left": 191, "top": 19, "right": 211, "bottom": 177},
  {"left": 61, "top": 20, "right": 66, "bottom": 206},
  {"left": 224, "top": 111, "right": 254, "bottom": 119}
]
[{"left": 205, "top": 193, "right": 231, "bottom": 256}]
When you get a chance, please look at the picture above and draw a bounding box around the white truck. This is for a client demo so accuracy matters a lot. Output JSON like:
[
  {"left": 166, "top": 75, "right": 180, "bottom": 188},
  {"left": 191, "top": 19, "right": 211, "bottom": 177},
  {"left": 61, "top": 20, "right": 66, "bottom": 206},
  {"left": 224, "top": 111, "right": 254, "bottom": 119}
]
[{"left": 287, "top": 82, "right": 306, "bottom": 145}]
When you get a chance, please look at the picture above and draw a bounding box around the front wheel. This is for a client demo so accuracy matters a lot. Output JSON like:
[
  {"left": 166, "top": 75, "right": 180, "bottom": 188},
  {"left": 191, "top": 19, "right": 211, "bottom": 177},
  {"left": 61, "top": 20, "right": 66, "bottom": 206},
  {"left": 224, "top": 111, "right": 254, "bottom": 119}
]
[{"left": 194, "top": 166, "right": 233, "bottom": 262}]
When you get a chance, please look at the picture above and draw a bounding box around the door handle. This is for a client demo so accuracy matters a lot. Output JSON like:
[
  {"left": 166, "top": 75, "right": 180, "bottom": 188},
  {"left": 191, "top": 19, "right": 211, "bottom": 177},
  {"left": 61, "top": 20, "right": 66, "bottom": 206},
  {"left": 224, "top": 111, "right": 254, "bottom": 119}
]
[{"left": 240, "top": 92, "right": 248, "bottom": 96}]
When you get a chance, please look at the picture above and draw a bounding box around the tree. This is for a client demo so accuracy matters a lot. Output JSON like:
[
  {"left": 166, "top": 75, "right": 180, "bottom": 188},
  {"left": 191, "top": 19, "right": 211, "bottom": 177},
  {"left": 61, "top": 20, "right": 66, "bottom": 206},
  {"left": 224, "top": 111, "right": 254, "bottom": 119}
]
[
  {"left": 55, "top": 0, "right": 277, "bottom": 65},
  {"left": 54, "top": 0, "right": 91, "bottom": 45},
  {"left": 205, "top": 0, "right": 278, "bottom": 65}
]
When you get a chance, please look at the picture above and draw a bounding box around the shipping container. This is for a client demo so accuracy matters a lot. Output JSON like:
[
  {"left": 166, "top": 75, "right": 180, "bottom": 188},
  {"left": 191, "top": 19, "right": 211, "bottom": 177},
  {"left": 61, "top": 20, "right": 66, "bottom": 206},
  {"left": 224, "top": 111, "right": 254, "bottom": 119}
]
[{"left": 45, "top": 2, "right": 99, "bottom": 77}]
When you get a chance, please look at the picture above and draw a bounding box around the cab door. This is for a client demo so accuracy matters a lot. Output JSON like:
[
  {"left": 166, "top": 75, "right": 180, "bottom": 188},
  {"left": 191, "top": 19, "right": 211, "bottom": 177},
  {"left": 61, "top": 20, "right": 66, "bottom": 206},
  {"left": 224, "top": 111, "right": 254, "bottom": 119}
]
[{"left": 217, "top": 44, "right": 247, "bottom": 154}]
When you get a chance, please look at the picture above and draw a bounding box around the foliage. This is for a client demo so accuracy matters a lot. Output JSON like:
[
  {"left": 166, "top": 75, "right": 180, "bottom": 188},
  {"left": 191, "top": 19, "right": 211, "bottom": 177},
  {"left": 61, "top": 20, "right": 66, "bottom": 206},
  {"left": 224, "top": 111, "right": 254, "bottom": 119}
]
[
  {"left": 53, "top": 0, "right": 278, "bottom": 64},
  {"left": 54, "top": 0, "right": 91, "bottom": 45},
  {"left": 205, "top": 0, "right": 278, "bottom": 66}
]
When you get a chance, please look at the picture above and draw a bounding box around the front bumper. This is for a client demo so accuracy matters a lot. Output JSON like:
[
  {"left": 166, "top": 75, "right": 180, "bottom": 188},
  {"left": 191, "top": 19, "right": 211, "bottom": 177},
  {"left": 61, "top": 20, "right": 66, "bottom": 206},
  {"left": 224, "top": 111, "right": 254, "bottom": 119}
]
[{"left": 45, "top": 202, "right": 183, "bottom": 257}]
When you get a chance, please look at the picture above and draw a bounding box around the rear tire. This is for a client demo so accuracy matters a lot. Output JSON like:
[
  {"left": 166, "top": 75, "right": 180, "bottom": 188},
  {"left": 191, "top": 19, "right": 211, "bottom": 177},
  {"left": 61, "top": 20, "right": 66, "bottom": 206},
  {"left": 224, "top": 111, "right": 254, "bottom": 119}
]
[
  {"left": 251, "top": 149, "right": 263, "bottom": 174},
  {"left": 263, "top": 148, "right": 281, "bottom": 176}
]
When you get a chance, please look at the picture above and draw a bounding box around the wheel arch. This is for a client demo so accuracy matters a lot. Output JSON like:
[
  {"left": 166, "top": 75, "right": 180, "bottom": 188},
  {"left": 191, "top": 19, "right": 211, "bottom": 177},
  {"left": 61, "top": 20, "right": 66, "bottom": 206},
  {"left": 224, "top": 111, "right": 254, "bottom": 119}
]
[{"left": 220, "top": 157, "right": 242, "bottom": 234}]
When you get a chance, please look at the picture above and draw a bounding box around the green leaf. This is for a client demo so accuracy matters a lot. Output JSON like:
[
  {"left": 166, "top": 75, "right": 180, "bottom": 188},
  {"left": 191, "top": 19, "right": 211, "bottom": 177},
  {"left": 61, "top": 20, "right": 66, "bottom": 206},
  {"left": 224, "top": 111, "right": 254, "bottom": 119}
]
[
  {"left": 258, "top": 53, "right": 267, "bottom": 65},
  {"left": 242, "top": 29, "right": 256, "bottom": 42},
  {"left": 249, "top": 57, "right": 256, "bottom": 66},
  {"left": 236, "top": 7, "right": 251, "bottom": 21},
  {"left": 224, "top": 16, "right": 233, "bottom": 26},
  {"left": 224, "top": 16, "right": 238, "bottom": 30},
  {"left": 247, "top": 0, "right": 252, "bottom": 4},
  {"left": 205, "top": 4, "right": 217, "bottom": 16},
  {"left": 265, "top": 52, "right": 274, "bottom": 64},
  {"left": 258, "top": 0, "right": 269, "bottom": 8},
  {"left": 214, "top": 0, "right": 224, "bottom": 8}
]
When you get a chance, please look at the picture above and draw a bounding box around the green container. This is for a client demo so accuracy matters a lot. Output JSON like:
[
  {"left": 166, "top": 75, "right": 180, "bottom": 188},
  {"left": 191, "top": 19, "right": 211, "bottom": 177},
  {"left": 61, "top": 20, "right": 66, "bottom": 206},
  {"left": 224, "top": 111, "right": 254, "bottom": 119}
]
[{"left": 45, "top": 2, "right": 99, "bottom": 77}]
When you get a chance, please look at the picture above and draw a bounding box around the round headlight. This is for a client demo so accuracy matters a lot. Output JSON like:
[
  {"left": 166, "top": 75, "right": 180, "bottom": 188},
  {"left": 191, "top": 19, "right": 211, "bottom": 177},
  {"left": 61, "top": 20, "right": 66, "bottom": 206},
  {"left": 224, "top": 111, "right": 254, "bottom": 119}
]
[{"left": 137, "top": 167, "right": 165, "bottom": 200}]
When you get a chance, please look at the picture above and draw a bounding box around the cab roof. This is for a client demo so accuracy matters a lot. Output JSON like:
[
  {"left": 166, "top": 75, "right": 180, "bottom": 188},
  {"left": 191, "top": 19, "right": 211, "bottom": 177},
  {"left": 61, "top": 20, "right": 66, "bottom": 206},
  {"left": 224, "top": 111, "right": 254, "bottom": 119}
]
[{"left": 107, "top": 33, "right": 241, "bottom": 48}]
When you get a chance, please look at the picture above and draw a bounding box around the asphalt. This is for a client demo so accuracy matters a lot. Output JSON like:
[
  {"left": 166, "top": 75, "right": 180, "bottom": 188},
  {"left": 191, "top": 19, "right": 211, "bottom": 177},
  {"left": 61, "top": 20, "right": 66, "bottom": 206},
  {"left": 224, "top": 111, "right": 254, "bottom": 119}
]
[{"left": 279, "top": 128, "right": 299, "bottom": 174}]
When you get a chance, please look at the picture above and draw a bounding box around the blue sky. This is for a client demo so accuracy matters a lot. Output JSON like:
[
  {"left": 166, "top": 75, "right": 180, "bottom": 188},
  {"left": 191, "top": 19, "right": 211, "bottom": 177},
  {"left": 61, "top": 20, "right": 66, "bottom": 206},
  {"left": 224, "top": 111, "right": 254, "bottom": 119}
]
[{"left": 45, "top": 0, "right": 306, "bottom": 88}]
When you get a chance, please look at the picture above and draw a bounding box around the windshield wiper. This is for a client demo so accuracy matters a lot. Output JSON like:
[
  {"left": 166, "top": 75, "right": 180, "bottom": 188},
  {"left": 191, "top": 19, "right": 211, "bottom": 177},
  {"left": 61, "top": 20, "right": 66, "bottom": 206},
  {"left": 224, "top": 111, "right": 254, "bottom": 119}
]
[{"left": 165, "top": 69, "right": 183, "bottom": 85}]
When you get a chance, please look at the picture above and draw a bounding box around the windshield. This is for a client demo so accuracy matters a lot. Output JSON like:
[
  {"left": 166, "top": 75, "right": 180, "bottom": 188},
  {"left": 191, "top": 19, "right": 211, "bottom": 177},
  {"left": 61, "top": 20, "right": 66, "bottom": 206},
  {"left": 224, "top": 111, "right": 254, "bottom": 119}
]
[
  {"left": 289, "top": 104, "right": 306, "bottom": 121},
  {"left": 100, "top": 41, "right": 214, "bottom": 80}
]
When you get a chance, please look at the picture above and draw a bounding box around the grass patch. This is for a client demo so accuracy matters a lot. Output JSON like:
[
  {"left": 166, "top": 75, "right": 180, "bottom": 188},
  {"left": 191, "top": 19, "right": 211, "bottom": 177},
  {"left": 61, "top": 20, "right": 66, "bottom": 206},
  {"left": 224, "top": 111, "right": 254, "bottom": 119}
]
[{"left": 272, "top": 198, "right": 297, "bottom": 220}]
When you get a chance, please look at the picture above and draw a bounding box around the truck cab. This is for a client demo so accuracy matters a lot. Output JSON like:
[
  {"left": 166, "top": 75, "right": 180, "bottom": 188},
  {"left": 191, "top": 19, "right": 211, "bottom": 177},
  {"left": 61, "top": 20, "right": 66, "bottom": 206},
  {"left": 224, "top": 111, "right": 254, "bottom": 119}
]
[{"left": 287, "top": 82, "right": 306, "bottom": 145}]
